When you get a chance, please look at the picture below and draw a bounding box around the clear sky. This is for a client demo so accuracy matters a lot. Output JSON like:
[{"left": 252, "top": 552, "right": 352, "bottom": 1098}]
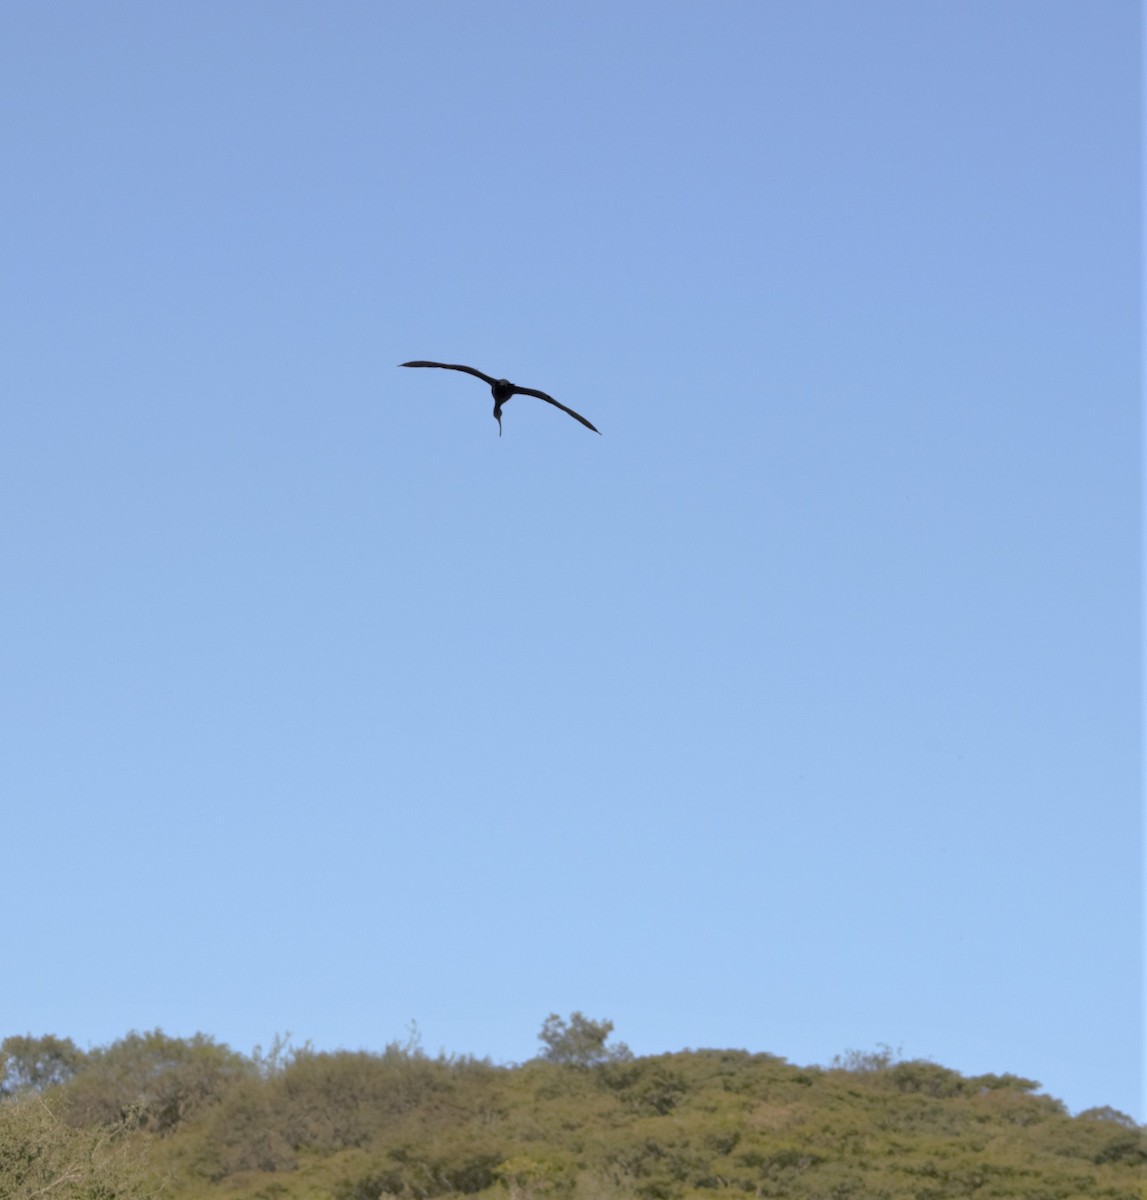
[{"left": 1, "top": 2, "right": 1140, "bottom": 1123}]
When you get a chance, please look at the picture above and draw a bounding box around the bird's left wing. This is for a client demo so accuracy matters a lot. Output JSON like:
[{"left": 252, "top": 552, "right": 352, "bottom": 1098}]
[
  {"left": 400, "top": 361, "right": 497, "bottom": 387},
  {"left": 513, "top": 386, "right": 601, "bottom": 434}
]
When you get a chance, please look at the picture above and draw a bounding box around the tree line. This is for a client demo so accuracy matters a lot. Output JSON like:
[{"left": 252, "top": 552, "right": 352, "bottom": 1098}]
[{"left": 0, "top": 1016, "right": 1141, "bottom": 1200}]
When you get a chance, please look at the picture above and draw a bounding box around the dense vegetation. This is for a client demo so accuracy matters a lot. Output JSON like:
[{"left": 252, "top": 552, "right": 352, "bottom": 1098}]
[{"left": 1, "top": 1019, "right": 1141, "bottom": 1200}]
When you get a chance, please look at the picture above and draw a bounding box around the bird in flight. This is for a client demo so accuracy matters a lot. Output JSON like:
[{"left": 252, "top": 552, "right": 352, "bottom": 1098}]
[{"left": 400, "top": 361, "right": 600, "bottom": 436}]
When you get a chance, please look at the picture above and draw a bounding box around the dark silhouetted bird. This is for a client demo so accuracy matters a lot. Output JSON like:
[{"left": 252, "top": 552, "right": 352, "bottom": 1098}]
[{"left": 400, "top": 361, "right": 600, "bottom": 436}]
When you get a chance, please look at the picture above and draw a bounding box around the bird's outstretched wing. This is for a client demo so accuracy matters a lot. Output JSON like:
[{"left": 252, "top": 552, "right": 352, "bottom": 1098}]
[
  {"left": 400, "top": 361, "right": 497, "bottom": 386},
  {"left": 512, "top": 386, "right": 601, "bottom": 434}
]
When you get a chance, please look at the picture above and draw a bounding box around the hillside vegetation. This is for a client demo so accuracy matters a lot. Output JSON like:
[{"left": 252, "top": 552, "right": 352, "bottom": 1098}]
[{"left": 0, "top": 1019, "right": 1141, "bottom": 1200}]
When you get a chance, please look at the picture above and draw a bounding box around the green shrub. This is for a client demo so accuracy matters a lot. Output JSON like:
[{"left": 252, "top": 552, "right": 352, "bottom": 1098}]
[
  {"left": 335, "top": 1143, "right": 503, "bottom": 1199},
  {"left": 60, "top": 1029, "right": 252, "bottom": 1133},
  {"left": 0, "top": 1096, "right": 153, "bottom": 1200}
]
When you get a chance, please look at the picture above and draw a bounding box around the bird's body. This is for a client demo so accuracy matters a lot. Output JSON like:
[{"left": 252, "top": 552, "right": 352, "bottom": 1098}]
[{"left": 400, "top": 361, "right": 600, "bottom": 436}]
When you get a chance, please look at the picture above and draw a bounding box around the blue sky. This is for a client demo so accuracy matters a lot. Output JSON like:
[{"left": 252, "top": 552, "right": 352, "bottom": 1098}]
[{"left": 1, "top": 1, "right": 1140, "bottom": 1122}]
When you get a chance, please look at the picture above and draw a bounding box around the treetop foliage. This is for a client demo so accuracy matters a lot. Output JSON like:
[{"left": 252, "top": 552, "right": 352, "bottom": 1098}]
[
  {"left": 536, "top": 1013, "right": 633, "bottom": 1068},
  {"left": 1, "top": 1033, "right": 86, "bottom": 1096}
]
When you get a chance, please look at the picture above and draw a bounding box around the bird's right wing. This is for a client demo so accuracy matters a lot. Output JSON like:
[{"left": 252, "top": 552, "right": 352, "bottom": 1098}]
[{"left": 400, "top": 361, "right": 497, "bottom": 386}]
